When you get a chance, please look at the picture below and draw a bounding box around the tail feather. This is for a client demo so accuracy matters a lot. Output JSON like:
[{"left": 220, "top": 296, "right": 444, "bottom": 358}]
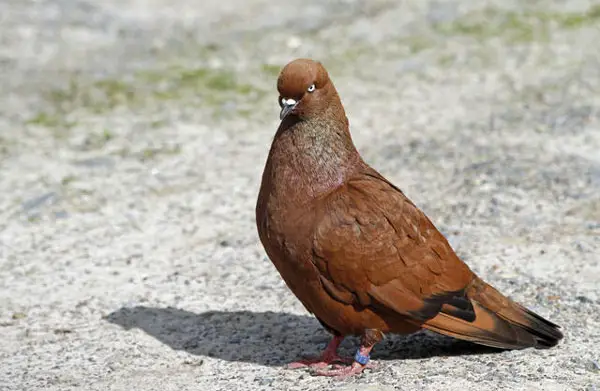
[{"left": 422, "top": 277, "right": 563, "bottom": 350}]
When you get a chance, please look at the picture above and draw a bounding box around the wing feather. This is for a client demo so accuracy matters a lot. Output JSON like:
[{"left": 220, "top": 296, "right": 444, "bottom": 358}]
[{"left": 312, "top": 169, "right": 474, "bottom": 322}]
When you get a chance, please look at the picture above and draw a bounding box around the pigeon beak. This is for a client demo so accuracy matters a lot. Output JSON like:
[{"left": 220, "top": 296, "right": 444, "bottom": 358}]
[{"left": 280, "top": 98, "right": 298, "bottom": 120}]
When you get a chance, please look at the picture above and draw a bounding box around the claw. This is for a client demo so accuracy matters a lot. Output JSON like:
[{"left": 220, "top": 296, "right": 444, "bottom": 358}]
[
  {"left": 331, "top": 361, "right": 376, "bottom": 370},
  {"left": 286, "top": 354, "right": 352, "bottom": 369},
  {"left": 312, "top": 361, "right": 374, "bottom": 377}
]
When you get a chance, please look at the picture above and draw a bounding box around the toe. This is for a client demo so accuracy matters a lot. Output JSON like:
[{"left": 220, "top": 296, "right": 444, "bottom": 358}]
[
  {"left": 286, "top": 354, "right": 352, "bottom": 370},
  {"left": 286, "top": 360, "right": 329, "bottom": 369},
  {"left": 311, "top": 362, "right": 368, "bottom": 377}
]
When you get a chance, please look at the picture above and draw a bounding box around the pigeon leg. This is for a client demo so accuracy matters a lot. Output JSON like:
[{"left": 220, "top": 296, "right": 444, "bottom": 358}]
[
  {"left": 287, "top": 335, "right": 351, "bottom": 369},
  {"left": 312, "top": 329, "right": 382, "bottom": 377}
]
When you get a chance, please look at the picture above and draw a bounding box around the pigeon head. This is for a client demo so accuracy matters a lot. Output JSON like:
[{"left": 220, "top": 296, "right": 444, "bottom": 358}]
[{"left": 276, "top": 58, "right": 338, "bottom": 121}]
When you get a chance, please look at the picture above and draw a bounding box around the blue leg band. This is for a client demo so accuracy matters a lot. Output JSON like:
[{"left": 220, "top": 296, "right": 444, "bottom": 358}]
[{"left": 354, "top": 349, "right": 370, "bottom": 365}]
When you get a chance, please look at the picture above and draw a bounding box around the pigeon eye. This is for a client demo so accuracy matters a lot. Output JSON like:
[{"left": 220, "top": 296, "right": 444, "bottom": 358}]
[{"left": 307, "top": 84, "right": 315, "bottom": 93}]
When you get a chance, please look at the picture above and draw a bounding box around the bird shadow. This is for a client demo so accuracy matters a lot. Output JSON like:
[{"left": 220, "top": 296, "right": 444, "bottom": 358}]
[{"left": 105, "top": 306, "right": 504, "bottom": 366}]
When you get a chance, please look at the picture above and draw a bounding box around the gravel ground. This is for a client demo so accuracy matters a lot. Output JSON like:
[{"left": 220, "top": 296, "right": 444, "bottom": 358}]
[{"left": 1, "top": 1, "right": 599, "bottom": 390}]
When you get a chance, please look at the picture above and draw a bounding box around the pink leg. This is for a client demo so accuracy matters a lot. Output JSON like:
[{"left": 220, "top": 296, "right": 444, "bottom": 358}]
[
  {"left": 312, "top": 344, "right": 375, "bottom": 377},
  {"left": 312, "top": 329, "right": 383, "bottom": 377},
  {"left": 286, "top": 335, "right": 352, "bottom": 369}
]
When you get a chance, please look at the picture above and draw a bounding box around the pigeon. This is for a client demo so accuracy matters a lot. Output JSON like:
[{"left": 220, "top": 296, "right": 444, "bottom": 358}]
[{"left": 255, "top": 58, "right": 563, "bottom": 377}]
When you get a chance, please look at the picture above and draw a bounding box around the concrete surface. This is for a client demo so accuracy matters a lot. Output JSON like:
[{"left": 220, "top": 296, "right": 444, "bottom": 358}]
[{"left": 1, "top": 0, "right": 599, "bottom": 390}]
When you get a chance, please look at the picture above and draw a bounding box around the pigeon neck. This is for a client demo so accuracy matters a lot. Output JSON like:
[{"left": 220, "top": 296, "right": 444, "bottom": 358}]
[{"left": 270, "top": 113, "right": 361, "bottom": 198}]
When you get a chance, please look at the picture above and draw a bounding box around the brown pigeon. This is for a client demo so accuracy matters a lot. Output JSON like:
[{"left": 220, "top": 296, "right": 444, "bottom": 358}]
[{"left": 255, "top": 58, "right": 563, "bottom": 377}]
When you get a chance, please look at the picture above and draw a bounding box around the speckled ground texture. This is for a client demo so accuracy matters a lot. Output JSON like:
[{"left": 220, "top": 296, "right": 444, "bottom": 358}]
[{"left": 1, "top": 0, "right": 599, "bottom": 390}]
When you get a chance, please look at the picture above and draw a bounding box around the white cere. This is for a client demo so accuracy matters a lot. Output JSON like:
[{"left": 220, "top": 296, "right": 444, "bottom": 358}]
[
  {"left": 307, "top": 84, "right": 315, "bottom": 92},
  {"left": 282, "top": 98, "right": 297, "bottom": 106}
]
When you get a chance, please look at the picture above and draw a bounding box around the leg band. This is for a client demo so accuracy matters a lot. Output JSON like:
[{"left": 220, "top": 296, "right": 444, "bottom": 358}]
[{"left": 354, "top": 349, "right": 370, "bottom": 365}]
